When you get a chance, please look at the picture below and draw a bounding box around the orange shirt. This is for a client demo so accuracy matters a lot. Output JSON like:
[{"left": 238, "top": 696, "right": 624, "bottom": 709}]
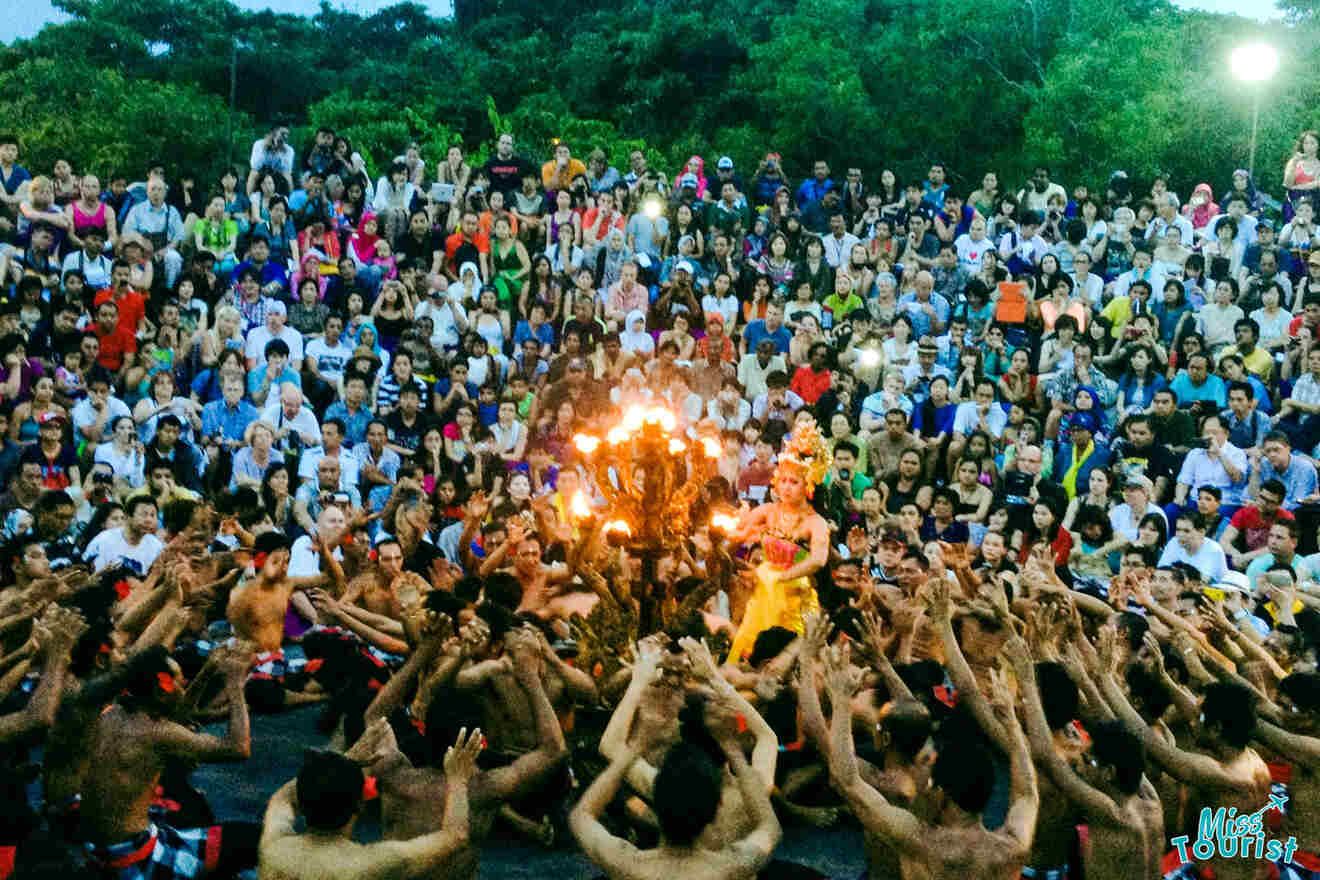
[{"left": 541, "top": 158, "right": 587, "bottom": 193}]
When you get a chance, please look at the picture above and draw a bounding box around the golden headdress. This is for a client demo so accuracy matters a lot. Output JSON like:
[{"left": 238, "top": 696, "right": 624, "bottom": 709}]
[{"left": 775, "top": 423, "right": 831, "bottom": 496}]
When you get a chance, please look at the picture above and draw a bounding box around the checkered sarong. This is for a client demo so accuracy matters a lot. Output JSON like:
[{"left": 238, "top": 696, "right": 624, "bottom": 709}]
[{"left": 85, "top": 823, "right": 221, "bottom": 879}]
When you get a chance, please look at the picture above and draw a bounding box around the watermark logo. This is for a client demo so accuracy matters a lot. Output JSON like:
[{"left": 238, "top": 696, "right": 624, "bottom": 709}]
[{"left": 1170, "top": 794, "right": 1298, "bottom": 864}]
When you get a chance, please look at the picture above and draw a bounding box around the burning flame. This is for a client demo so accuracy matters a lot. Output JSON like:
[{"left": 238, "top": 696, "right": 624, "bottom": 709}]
[
  {"left": 569, "top": 492, "right": 592, "bottom": 520},
  {"left": 607, "top": 425, "right": 630, "bottom": 445},
  {"left": 573, "top": 433, "right": 601, "bottom": 455},
  {"left": 668, "top": 438, "right": 687, "bottom": 454},
  {"left": 604, "top": 519, "right": 632, "bottom": 537},
  {"left": 622, "top": 406, "right": 645, "bottom": 432},
  {"left": 710, "top": 513, "right": 739, "bottom": 532},
  {"left": 658, "top": 409, "right": 677, "bottom": 433},
  {"left": 700, "top": 436, "right": 721, "bottom": 458}
]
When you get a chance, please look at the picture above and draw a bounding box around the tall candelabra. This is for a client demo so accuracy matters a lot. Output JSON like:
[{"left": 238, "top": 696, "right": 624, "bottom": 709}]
[{"left": 568, "top": 404, "right": 724, "bottom": 633}]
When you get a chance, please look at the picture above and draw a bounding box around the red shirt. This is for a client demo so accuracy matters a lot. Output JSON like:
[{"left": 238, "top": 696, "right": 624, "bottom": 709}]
[
  {"left": 1228, "top": 505, "right": 1294, "bottom": 552},
  {"left": 93, "top": 324, "right": 137, "bottom": 371},
  {"left": 790, "top": 365, "right": 832, "bottom": 405},
  {"left": 94, "top": 287, "right": 145, "bottom": 337}
]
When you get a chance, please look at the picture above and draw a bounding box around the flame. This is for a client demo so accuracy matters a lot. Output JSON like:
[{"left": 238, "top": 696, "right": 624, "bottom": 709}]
[
  {"left": 658, "top": 409, "right": 677, "bottom": 433},
  {"left": 643, "top": 406, "right": 665, "bottom": 424},
  {"left": 668, "top": 438, "right": 687, "bottom": 454},
  {"left": 573, "top": 433, "right": 601, "bottom": 455},
  {"left": 710, "top": 513, "right": 738, "bottom": 532},
  {"left": 607, "top": 425, "right": 630, "bottom": 445},
  {"left": 700, "top": 436, "right": 721, "bottom": 458},
  {"left": 604, "top": 519, "right": 632, "bottom": 537},
  {"left": 622, "top": 406, "right": 645, "bottom": 432},
  {"left": 569, "top": 492, "right": 592, "bottom": 520}
]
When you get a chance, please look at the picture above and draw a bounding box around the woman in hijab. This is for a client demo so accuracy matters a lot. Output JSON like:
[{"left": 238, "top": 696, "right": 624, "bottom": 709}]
[
  {"left": 1181, "top": 183, "right": 1220, "bottom": 238},
  {"left": 619, "top": 309, "right": 655, "bottom": 357},
  {"left": 596, "top": 228, "right": 633, "bottom": 291}
]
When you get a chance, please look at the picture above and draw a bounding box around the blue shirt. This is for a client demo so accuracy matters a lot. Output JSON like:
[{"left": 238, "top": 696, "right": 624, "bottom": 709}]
[
  {"left": 1169, "top": 371, "right": 1227, "bottom": 409},
  {"left": 201, "top": 399, "right": 259, "bottom": 446},
  {"left": 796, "top": 177, "right": 835, "bottom": 207},
  {"left": 0, "top": 164, "right": 31, "bottom": 196},
  {"left": 1258, "top": 453, "right": 1320, "bottom": 510},
  {"left": 896, "top": 291, "right": 951, "bottom": 339},
  {"left": 743, "top": 321, "right": 791, "bottom": 355},
  {"left": 246, "top": 366, "right": 301, "bottom": 401},
  {"left": 324, "top": 400, "right": 372, "bottom": 448},
  {"left": 513, "top": 320, "right": 556, "bottom": 350}
]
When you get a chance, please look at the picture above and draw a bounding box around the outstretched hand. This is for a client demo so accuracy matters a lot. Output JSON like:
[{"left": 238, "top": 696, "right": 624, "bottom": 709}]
[
  {"left": 345, "top": 717, "right": 400, "bottom": 766},
  {"left": 821, "top": 641, "right": 860, "bottom": 700},
  {"left": 443, "top": 727, "right": 484, "bottom": 782}
]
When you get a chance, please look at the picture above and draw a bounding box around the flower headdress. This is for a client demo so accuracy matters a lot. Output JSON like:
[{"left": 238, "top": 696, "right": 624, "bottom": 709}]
[{"left": 775, "top": 423, "right": 831, "bottom": 497}]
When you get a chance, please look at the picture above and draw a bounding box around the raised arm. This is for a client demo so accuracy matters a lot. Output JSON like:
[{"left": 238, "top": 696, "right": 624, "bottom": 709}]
[
  {"left": 383, "top": 728, "right": 481, "bottom": 877},
  {"left": 683, "top": 636, "right": 778, "bottom": 787},
  {"left": 1005, "top": 634, "right": 1125, "bottom": 826},
  {"left": 822, "top": 641, "right": 925, "bottom": 851},
  {"left": 932, "top": 575, "right": 1010, "bottom": 747},
  {"left": 1095, "top": 625, "right": 1243, "bottom": 790},
  {"left": 155, "top": 642, "right": 252, "bottom": 763},
  {"left": 480, "top": 632, "right": 569, "bottom": 803}
]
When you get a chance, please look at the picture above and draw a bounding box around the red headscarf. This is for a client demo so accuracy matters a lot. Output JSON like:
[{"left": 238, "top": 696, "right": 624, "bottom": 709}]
[{"left": 350, "top": 212, "right": 381, "bottom": 264}]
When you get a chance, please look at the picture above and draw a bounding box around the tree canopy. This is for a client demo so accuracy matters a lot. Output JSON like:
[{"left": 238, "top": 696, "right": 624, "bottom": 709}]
[{"left": 0, "top": 0, "right": 1315, "bottom": 196}]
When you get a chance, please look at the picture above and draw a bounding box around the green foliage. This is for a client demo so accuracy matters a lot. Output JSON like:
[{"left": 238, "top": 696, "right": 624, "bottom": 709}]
[
  {"left": 4, "top": 0, "right": 1320, "bottom": 202},
  {"left": 0, "top": 57, "right": 246, "bottom": 178}
]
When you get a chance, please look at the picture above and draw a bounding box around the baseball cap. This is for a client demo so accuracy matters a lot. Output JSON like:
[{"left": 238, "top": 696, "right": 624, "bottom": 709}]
[
  {"left": 1257, "top": 218, "right": 1276, "bottom": 232},
  {"left": 675, "top": 260, "right": 694, "bottom": 275},
  {"left": 717, "top": 156, "right": 734, "bottom": 170},
  {"left": 1122, "top": 474, "right": 1153, "bottom": 493},
  {"left": 265, "top": 299, "right": 287, "bottom": 317},
  {"left": 880, "top": 528, "right": 908, "bottom": 547},
  {"left": 38, "top": 411, "right": 67, "bottom": 426},
  {"left": 1069, "top": 412, "right": 1099, "bottom": 434},
  {"left": 635, "top": 253, "right": 652, "bottom": 270},
  {"left": 680, "top": 173, "right": 698, "bottom": 188}
]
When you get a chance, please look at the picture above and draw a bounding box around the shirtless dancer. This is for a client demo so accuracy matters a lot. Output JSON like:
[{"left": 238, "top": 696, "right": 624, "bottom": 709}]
[
  {"left": 1255, "top": 672, "right": 1320, "bottom": 880},
  {"left": 311, "top": 536, "right": 430, "bottom": 656},
  {"left": 342, "top": 626, "right": 568, "bottom": 878},
  {"left": 796, "top": 613, "right": 938, "bottom": 880},
  {"left": 259, "top": 728, "right": 482, "bottom": 879},
  {"left": 824, "top": 635, "right": 1040, "bottom": 880},
  {"left": 1097, "top": 633, "right": 1273, "bottom": 880},
  {"left": 1004, "top": 634, "right": 1167, "bottom": 880},
  {"left": 569, "top": 667, "right": 781, "bottom": 880},
  {"left": 79, "top": 642, "right": 257, "bottom": 878},
  {"left": 227, "top": 530, "right": 345, "bottom": 711}
]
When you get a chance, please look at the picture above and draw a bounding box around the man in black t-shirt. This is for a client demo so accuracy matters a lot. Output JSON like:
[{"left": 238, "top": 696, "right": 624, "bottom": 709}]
[
  {"left": 481, "top": 133, "right": 534, "bottom": 198},
  {"left": 384, "top": 386, "right": 429, "bottom": 460},
  {"left": 1110, "top": 413, "right": 1178, "bottom": 504}
]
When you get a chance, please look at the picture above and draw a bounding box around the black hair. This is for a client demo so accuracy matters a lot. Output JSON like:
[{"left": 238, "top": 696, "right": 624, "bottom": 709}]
[
  {"left": 1114, "top": 612, "right": 1149, "bottom": 650},
  {"left": 482, "top": 572, "right": 523, "bottom": 611},
  {"left": 748, "top": 626, "right": 797, "bottom": 667},
  {"left": 1035, "top": 662, "right": 1079, "bottom": 730},
  {"left": 297, "top": 749, "right": 364, "bottom": 830},
  {"left": 473, "top": 601, "right": 517, "bottom": 643},
  {"left": 883, "top": 699, "right": 934, "bottom": 763},
  {"left": 115, "top": 644, "right": 176, "bottom": 716},
  {"left": 161, "top": 498, "right": 199, "bottom": 536},
  {"left": 1280, "top": 672, "right": 1320, "bottom": 714},
  {"left": 1087, "top": 719, "right": 1145, "bottom": 795},
  {"left": 1201, "top": 682, "right": 1257, "bottom": 749},
  {"left": 1125, "top": 663, "right": 1173, "bottom": 721},
  {"left": 931, "top": 733, "right": 996, "bottom": 815},
  {"left": 253, "top": 530, "right": 292, "bottom": 556}
]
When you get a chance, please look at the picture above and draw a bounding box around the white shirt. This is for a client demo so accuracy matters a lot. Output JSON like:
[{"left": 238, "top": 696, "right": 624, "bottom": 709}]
[
  {"left": 821, "top": 232, "right": 861, "bottom": 268},
  {"left": 62, "top": 250, "right": 114, "bottom": 289},
  {"left": 1158, "top": 537, "right": 1228, "bottom": 582},
  {"left": 71, "top": 395, "right": 132, "bottom": 442},
  {"left": 414, "top": 297, "right": 468, "bottom": 351},
  {"left": 304, "top": 337, "right": 352, "bottom": 385},
  {"left": 297, "top": 446, "right": 360, "bottom": 491},
  {"left": 952, "top": 401, "right": 1008, "bottom": 438},
  {"left": 245, "top": 324, "right": 304, "bottom": 368},
  {"left": 1071, "top": 272, "right": 1104, "bottom": 307},
  {"left": 954, "top": 235, "right": 995, "bottom": 273},
  {"left": 84, "top": 526, "right": 165, "bottom": 574},
  {"left": 260, "top": 402, "right": 323, "bottom": 450},
  {"left": 1109, "top": 501, "right": 1165, "bottom": 544},
  {"left": 250, "top": 139, "right": 294, "bottom": 175},
  {"left": 288, "top": 534, "right": 342, "bottom": 576}
]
